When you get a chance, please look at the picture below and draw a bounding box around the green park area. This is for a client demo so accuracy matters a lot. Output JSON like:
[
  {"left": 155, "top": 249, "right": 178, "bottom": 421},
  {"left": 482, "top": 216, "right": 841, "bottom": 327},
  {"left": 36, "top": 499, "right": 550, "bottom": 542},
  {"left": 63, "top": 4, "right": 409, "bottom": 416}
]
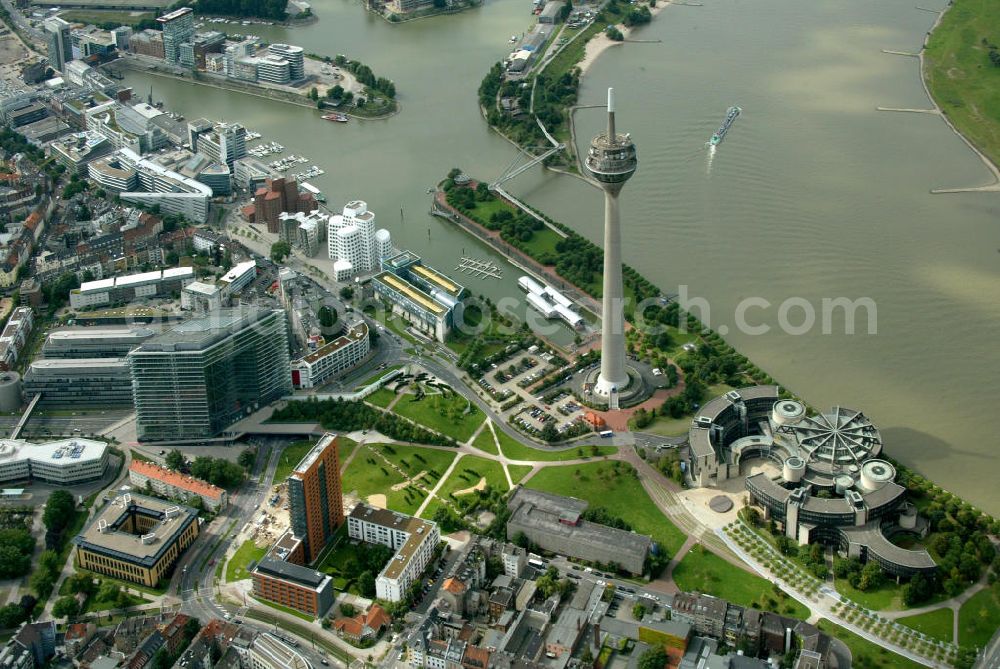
[
  {"left": 366, "top": 387, "right": 399, "bottom": 408},
  {"left": 58, "top": 9, "right": 153, "bottom": 25},
  {"left": 421, "top": 455, "right": 509, "bottom": 518},
  {"left": 392, "top": 390, "right": 484, "bottom": 443},
  {"left": 526, "top": 461, "right": 686, "bottom": 556},
  {"left": 273, "top": 437, "right": 357, "bottom": 484},
  {"left": 471, "top": 424, "right": 499, "bottom": 455},
  {"left": 833, "top": 576, "right": 903, "bottom": 611},
  {"left": 226, "top": 539, "right": 268, "bottom": 583},
  {"left": 672, "top": 545, "right": 809, "bottom": 620},
  {"left": 924, "top": 0, "right": 1000, "bottom": 169},
  {"left": 57, "top": 574, "right": 149, "bottom": 614},
  {"left": 495, "top": 426, "right": 616, "bottom": 462},
  {"left": 342, "top": 443, "right": 456, "bottom": 515},
  {"left": 959, "top": 585, "right": 1000, "bottom": 648},
  {"left": 896, "top": 608, "right": 954, "bottom": 644},
  {"left": 631, "top": 384, "right": 734, "bottom": 436},
  {"left": 816, "top": 621, "right": 927, "bottom": 669},
  {"left": 509, "top": 464, "right": 534, "bottom": 484}
]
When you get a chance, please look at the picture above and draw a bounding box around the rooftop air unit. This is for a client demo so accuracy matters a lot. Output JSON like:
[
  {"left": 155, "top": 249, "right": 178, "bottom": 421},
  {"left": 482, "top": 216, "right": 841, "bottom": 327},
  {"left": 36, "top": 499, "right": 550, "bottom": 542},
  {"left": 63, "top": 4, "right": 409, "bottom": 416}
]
[{"left": 140, "top": 533, "right": 156, "bottom": 544}]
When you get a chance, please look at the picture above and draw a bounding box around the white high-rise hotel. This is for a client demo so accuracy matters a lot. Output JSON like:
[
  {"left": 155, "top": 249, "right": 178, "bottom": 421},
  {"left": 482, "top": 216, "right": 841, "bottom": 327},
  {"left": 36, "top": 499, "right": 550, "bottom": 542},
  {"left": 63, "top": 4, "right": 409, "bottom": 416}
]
[{"left": 327, "top": 201, "right": 393, "bottom": 281}]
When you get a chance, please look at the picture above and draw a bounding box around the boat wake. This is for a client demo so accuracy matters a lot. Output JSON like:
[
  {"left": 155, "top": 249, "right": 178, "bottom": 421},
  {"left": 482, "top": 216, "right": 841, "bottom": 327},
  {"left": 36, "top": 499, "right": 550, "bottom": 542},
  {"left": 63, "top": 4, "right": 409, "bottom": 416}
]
[{"left": 706, "top": 143, "right": 716, "bottom": 175}]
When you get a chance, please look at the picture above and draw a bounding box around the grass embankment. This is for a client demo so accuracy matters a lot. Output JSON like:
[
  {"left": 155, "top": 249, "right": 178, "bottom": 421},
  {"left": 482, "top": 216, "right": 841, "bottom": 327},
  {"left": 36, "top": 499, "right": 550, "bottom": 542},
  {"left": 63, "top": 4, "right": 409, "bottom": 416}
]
[
  {"left": 959, "top": 585, "right": 1000, "bottom": 648},
  {"left": 391, "top": 392, "right": 484, "bottom": 443},
  {"left": 509, "top": 464, "right": 534, "bottom": 484},
  {"left": 342, "top": 444, "right": 456, "bottom": 515},
  {"left": 59, "top": 9, "right": 153, "bottom": 25},
  {"left": 421, "top": 456, "right": 509, "bottom": 519},
  {"left": 226, "top": 540, "right": 268, "bottom": 583},
  {"left": 527, "top": 461, "right": 686, "bottom": 556},
  {"left": 273, "top": 438, "right": 357, "bottom": 484},
  {"left": 495, "top": 426, "right": 616, "bottom": 462},
  {"left": 924, "top": 0, "right": 1000, "bottom": 170},
  {"left": 366, "top": 387, "right": 399, "bottom": 408},
  {"left": 673, "top": 545, "right": 809, "bottom": 619},
  {"left": 816, "top": 620, "right": 927, "bottom": 669},
  {"left": 471, "top": 424, "right": 499, "bottom": 455},
  {"left": 896, "top": 608, "right": 954, "bottom": 644}
]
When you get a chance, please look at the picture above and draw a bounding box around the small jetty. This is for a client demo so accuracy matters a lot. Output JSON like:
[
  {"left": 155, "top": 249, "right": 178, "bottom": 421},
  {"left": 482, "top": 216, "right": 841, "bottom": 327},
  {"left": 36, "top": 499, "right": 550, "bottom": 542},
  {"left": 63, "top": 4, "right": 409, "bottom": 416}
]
[{"left": 455, "top": 257, "right": 503, "bottom": 279}]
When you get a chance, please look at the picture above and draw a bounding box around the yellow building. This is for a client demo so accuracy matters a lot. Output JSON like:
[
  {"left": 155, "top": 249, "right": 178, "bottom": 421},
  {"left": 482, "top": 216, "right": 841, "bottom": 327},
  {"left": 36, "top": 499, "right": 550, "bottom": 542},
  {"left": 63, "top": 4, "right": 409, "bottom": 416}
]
[{"left": 74, "top": 493, "right": 200, "bottom": 587}]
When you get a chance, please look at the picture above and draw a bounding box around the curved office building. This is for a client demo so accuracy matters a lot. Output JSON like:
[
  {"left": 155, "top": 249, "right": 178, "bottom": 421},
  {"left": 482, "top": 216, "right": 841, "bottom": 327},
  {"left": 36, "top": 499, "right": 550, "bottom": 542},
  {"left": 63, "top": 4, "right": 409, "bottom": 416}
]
[{"left": 690, "top": 385, "right": 935, "bottom": 576}]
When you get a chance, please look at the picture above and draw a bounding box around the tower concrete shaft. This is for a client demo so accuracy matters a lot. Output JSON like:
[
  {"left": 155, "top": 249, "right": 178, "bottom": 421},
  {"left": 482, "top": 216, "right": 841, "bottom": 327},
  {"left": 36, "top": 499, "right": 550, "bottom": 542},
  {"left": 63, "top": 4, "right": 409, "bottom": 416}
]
[{"left": 584, "top": 87, "right": 637, "bottom": 398}]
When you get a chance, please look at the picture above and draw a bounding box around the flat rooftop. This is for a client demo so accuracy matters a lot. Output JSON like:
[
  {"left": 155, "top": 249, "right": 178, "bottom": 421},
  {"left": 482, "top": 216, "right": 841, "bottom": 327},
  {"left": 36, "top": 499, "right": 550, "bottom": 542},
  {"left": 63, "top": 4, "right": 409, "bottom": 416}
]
[
  {"left": 254, "top": 556, "right": 329, "bottom": 590},
  {"left": 410, "top": 264, "right": 462, "bottom": 297},
  {"left": 300, "top": 323, "right": 367, "bottom": 364},
  {"left": 0, "top": 438, "right": 107, "bottom": 467},
  {"left": 349, "top": 504, "right": 436, "bottom": 581},
  {"left": 374, "top": 272, "right": 446, "bottom": 316},
  {"left": 290, "top": 433, "right": 337, "bottom": 478},
  {"left": 75, "top": 494, "right": 198, "bottom": 567},
  {"left": 133, "top": 308, "right": 278, "bottom": 352}
]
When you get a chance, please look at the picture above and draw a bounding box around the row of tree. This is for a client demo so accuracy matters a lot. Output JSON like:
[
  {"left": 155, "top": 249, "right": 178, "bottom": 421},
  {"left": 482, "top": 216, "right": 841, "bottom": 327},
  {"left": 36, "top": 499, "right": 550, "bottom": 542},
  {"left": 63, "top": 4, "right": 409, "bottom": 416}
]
[
  {"left": 193, "top": 0, "right": 288, "bottom": 20},
  {"left": 271, "top": 398, "right": 459, "bottom": 447}
]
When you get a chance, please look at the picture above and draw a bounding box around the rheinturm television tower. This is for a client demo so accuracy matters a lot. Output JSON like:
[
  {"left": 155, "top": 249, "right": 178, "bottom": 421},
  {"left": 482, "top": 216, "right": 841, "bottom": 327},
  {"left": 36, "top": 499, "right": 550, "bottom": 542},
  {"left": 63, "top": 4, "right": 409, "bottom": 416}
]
[{"left": 586, "top": 87, "right": 637, "bottom": 399}]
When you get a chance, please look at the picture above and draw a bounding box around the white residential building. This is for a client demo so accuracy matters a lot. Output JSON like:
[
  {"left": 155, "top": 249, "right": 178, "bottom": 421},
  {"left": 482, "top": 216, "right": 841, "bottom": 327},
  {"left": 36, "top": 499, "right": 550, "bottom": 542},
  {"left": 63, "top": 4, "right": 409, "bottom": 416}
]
[
  {"left": 290, "top": 321, "right": 371, "bottom": 389},
  {"left": 128, "top": 460, "right": 228, "bottom": 511},
  {"left": 348, "top": 503, "right": 440, "bottom": 602},
  {"left": 326, "top": 201, "right": 392, "bottom": 279}
]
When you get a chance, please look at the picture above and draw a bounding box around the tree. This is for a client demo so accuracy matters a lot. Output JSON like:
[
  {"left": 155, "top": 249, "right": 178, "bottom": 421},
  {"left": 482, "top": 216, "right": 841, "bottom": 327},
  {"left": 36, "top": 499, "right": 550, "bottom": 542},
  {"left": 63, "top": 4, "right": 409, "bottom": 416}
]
[
  {"left": 238, "top": 449, "right": 256, "bottom": 469},
  {"left": 270, "top": 240, "right": 291, "bottom": 262},
  {"left": 632, "top": 602, "right": 647, "bottom": 620},
  {"left": 339, "top": 602, "right": 356, "bottom": 617},
  {"left": 339, "top": 286, "right": 354, "bottom": 301},
  {"left": 0, "top": 545, "right": 30, "bottom": 579},
  {"left": 43, "top": 490, "right": 75, "bottom": 534},
  {"left": 52, "top": 596, "right": 79, "bottom": 619},
  {"left": 637, "top": 646, "right": 668, "bottom": 669},
  {"left": 309, "top": 87, "right": 319, "bottom": 101},
  {"left": 358, "top": 571, "right": 376, "bottom": 598},
  {"left": 318, "top": 305, "right": 339, "bottom": 328},
  {"left": 0, "top": 603, "right": 28, "bottom": 629},
  {"left": 67, "top": 572, "right": 97, "bottom": 596},
  {"left": 606, "top": 26, "right": 624, "bottom": 41},
  {"left": 165, "top": 449, "right": 186, "bottom": 471},
  {"left": 328, "top": 84, "right": 344, "bottom": 100}
]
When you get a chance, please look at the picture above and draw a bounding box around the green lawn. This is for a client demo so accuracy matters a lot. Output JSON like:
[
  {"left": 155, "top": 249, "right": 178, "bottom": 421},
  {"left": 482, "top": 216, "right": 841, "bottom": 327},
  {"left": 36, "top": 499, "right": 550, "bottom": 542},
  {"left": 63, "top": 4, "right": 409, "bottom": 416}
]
[
  {"left": 816, "top": 621, "right": 927, "bottom": 669},
  {"left": 58, "top": 9, "right": 153, "bottom": 25},
  {"left": 420, "top": 455, "right": 508, "bottom": 519},
  {"left": 343, "top": 444, "right": 457, "bottom": 515},
  {"left": 924, "top": 0, "right": 1000, "bottom": 170},
  {"left": 226, "top": 539, "right": 268, "bottom": 583},
  {"left": 526, "top": 461, "right": 686, "bottom": 556},
  {"left": 631, "top": 384, "right": 735, "bottom": 435},
  {"left": 509, "top": 464, "right": 534, "bottom": 484},
  {"left": 273, "top": 438, "right": 357, "bottom": 485},
  {"left": 495, "top": 426, "right": 617, "bottom": 462},
  {"left": 392, "top": 392, "right": 484, "bottom": 442},
  {"left": 366, "top": 387, "right": 399, "bottom": 408},
  {"left": 471, "top": 424, "right": 499, "bottom": 454},
  {"left": 520, "top": 226, "right": 564, "bottom": 259},
  {"left": 896, "top": 608, "right": 954, "bottom": 644},
  {"left": 342, "top": 447, "right": 407, "bottom": 509},
  {"left": 833, "top": 576, "right": 902, "bottom": 611},
  {"left": 673, "top": 545, "right": 809, "bottom": 619},
  {"left": 85, "top": 590, "right": 147, "bottom": 613},
  {"left": 959, "top": 586, "right": 1000, "bottom": 649}
]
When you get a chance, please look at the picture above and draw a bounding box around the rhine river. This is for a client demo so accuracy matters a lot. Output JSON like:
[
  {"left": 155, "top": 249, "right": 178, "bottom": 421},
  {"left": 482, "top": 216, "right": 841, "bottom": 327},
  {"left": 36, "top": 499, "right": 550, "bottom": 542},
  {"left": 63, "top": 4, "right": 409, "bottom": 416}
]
[{"left": 119, "top": 0, "right": 1000, "bottom": 514}]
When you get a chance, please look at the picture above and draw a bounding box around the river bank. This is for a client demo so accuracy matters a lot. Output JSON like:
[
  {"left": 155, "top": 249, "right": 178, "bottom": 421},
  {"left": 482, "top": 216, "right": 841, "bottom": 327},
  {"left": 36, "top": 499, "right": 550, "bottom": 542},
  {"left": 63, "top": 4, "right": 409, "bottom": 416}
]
[
  {"left": 920, "top": 0, "right": 1000, "bottom": 191},
  {"left": 577, "top": 0, "right": 675, "bottom": 76}
]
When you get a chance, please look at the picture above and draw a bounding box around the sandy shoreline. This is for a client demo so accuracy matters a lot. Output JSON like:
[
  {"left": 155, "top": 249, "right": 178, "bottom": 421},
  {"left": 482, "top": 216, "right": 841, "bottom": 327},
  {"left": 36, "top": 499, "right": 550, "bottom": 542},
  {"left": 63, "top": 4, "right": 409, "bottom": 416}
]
[{"left": 577, "top": 0, "right": 675, "bottom": 76}]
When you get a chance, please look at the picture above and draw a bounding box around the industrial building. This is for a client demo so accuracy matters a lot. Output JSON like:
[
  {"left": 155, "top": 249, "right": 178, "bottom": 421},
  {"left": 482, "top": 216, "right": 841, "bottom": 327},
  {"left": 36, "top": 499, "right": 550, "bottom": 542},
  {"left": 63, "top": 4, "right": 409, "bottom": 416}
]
[
  {"left": 128, "top": 460, "right": 229, "bottom": 511},
  {"left": 287, "top": 433, "right": 343, "bottom": 562},
  {"left": 690, "top": 385, "right": 936, "bottom": 576},
  {"left": 505, "top": 487, "right": 652, "bottom": 575},
  {"left": 372, "top": 251, "right": 464, "bottom": 343},
  {"left": 128, "top": 308, "right": 292, "bottom": 441},
  {"left": 74, "top": 493, "right": 200, "bottom": 587},
  {"left": 348, "top": 503, "right": 440, "bottom": 602},
  {"left": 22, "top": 358, "right": 134, "bottom": 406},
  {"left": 290, "top": 321, "right": 371, "bottom": 389},
  {"left": 69, "top": 267, "right": 195, "bottom": 309},
  {"left": 0, "top": 438, "right": 108, "bottom": 485}
]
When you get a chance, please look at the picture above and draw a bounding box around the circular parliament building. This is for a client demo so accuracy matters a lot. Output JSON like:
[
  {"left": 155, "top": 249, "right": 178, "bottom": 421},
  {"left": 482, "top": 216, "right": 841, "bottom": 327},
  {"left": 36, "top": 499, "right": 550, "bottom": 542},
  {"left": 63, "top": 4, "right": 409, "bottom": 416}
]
[{"left": 689, "top": 386, "right": 935, "bottom": 577}]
